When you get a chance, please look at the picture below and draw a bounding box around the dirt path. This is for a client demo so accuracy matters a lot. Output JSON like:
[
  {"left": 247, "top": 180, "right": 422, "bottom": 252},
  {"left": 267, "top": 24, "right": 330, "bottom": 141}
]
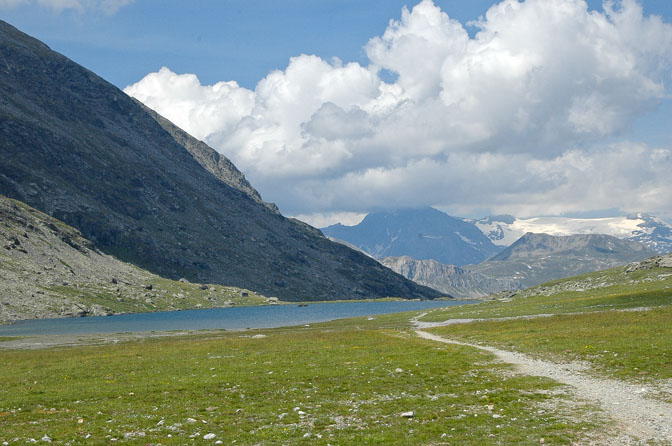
[
  {"left": 413, "top": 306, "right": 653, "bottom": 330},
  {"left": 414, "top": 325, "right": 672, "bottom": 445}
]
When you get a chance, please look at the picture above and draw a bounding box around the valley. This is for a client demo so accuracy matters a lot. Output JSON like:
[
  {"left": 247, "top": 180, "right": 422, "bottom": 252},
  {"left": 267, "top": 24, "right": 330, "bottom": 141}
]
[
  {"left": 2, "top": 255, "right": 670, "bottom": 444},
  {"left": 1, "top": 7, "right": 671, "bottom": 445}
]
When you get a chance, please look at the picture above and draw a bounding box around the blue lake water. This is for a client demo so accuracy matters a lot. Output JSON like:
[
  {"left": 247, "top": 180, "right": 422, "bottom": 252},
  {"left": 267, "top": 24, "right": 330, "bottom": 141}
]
[{"left": 0, "top": 300, "right": 475, "bottom": 336}]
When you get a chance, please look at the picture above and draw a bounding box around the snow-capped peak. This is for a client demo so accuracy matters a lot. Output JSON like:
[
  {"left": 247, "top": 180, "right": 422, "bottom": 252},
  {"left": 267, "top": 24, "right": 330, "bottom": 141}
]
[{"left": 470, "top": 214, "right": 672, "bottom": 254}]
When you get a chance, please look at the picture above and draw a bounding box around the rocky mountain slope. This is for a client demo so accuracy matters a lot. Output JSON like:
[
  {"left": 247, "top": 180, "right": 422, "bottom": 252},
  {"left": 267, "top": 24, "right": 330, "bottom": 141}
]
[
  {"left": 470, "top": 233, "right": 656, "bottom": 288},
  {"left": 380, "top": 256, "right": 520, "bottom": 298},
  {"left": 470, "top": 214, "right": 672, "bottom": 254},
  {"left": 0, "top": 20, "right": 439, "bottom": 302},
  {"left": 0, "top": 195, "right": 273, "bottom": 322},
  {"left": 321, "top": 208, "right": 500, "bottom": 266}
]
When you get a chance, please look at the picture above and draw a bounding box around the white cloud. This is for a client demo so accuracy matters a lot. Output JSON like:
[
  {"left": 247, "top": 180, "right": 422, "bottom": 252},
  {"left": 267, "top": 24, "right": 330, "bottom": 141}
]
[
  {"left": 0, "top": 0, "right": 133, "bottom": 14},
  {"left": 292, "top": 212, "right": 367, "bottom": 228},
  {"left": 125, "top": 0, "right": 672, "bottom": 224}
]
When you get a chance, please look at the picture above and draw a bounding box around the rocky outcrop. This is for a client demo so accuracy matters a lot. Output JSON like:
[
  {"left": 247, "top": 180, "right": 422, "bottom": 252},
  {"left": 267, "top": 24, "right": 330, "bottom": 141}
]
[
  {"left": 0, "top": 195, "right": 274, "bottom": 322},
  {"left": 624, "top": 254, "right": 672, "bottom": 272},
  {"left": 0, "top": 20, "right": 439, "bottom": 302},
  {"left": 380, "top": 256, "right": 520, "bottom": 298}
]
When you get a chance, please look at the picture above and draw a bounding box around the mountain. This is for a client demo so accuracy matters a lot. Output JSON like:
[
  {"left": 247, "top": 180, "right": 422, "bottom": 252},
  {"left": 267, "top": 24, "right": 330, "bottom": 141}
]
[
  {"left": 0, "top": 20, "right": 440, "bottom": 302},
  {"left": 470, "top": 214, "right": 672, "bottom": 254},
  {"left": 469, "top": 232, "right": 657, "bottom": 288},
  {"left": 380, "top": 256, "right": 520, "bottom": 298},
  {"left": 321, "top": 208, "right": 501, "bottom": 266},
  {"left": 494, "top": 252, "right": 672, "bottom": 301},
  {"left": 0, "top": 195, "right": 274, "bottom": 322}
]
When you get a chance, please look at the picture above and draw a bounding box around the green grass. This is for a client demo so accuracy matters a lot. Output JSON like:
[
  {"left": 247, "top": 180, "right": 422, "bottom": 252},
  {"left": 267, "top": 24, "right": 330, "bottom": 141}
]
[
  {"left": 430, "top": 305, "right": 672, "bottom": 382},
  {"left": 42, "top": 279, "right": 270, "bottom": 316},
  {"left": 418, "top": 262, "right": 672, "bottom": 403},
  {"left": 4, "top": 263, "right": 670, "bottom": 443},
  {"left": 0, "top": 336, "right": 24, "bottom": 342},
  {"left": 0, "top": 318, "right": 605, "bottom": 445},
  {"left": 420, "top": 266, "right": 672, "bottom": 322}
]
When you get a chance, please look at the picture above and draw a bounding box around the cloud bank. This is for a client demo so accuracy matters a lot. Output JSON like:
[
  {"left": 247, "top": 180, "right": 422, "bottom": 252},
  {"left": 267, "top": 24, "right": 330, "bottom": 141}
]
[
  {"left": 124, "top": 0, "right": 672, "bottom": 224},
  {"left": 0, "top": 0, "right": 133, "bottom": 14}
]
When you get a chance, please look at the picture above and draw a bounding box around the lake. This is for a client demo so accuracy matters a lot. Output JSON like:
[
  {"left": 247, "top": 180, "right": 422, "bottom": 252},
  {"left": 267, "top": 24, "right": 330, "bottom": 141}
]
[{"left": 0, "top": 300, "right": 475, "bottom": 336}]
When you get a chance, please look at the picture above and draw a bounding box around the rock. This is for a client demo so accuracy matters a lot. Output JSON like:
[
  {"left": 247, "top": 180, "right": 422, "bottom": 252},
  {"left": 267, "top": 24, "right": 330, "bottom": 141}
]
[
  {"left": 144, "top": 284, "right": 153, "bottom": 290},
  {"left": 240, "top": 291, "right": 248, "bottom": 297},
  {"left": 187, "top": 418, "right": 197, "bottom": 424},
  {"left": 203, "top": 433, "right": 216, "bottom": 440},
  {"left": 401, "top": 411, "right": 414, "bottom": 418},
  {"left": 658, "top": 255, "right": 672, "bottom": 268}
]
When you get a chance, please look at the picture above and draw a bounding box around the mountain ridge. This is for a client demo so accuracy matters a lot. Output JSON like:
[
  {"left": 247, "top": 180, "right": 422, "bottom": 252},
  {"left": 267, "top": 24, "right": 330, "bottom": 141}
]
[
  {"left": 470, "top": 232, "right": 657, "bottom": 288},
  {"left": 470, "top": 214, "right": 672, "bottom": 254},
  {"left": 0, "top": 20, "right": 440, "bottom": 302},
  {"left": 0, "top": 195, "right": 273, "bottom": 322}
]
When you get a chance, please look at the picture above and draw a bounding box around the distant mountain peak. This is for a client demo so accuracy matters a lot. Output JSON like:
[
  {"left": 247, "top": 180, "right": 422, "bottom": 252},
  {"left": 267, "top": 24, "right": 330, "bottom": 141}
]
[{"left": 322, "top": 208, "right": 501, "bottom": 266}]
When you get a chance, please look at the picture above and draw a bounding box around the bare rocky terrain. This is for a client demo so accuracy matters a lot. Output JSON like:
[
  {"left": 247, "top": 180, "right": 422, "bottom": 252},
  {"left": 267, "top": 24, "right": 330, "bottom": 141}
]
[{"left": 0, "top": 195, "right": 272, "bottom": 322}]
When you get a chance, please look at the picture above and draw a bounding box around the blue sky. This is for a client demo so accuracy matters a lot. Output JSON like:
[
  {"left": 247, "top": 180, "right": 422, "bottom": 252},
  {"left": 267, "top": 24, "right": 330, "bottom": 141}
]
[
  {"left": 3, "top": 1, "right": 670, "bottom": 89},
  {"left": 2, "top": 0, "right": 672, "bottom": 224}
]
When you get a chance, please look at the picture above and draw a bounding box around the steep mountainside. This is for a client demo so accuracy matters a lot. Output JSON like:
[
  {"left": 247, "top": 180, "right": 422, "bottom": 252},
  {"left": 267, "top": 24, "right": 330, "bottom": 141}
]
[
  {"left": 322, "top": 208, "right": 501, "bottom": 266},
  {"left": 380, "top": 256, "right": 520, "bottom": 298},
  {"left": 470, "top": 214, "right": 672, "bottom": 254},
  {"left": 0, "top": 20, "right": 439, "bottom": 302},
  {"left": 469, "top": 233, "right": 656, "bottom": 288},
  {"left": 0, "top": 195, "right": 271, "bottom": 322}
]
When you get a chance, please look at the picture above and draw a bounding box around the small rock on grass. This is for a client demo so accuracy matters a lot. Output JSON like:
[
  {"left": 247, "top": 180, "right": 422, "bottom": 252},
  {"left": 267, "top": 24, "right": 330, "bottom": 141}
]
[
  {"left": 203, "top": 433, "right": 216, "bottom": 440},
  {"left": 401, "top": 411, "right": 414, "bottom": 418}
]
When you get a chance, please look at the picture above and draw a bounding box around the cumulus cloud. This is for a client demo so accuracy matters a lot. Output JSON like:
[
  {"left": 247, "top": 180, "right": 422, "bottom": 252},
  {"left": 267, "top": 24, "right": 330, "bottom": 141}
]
[
  {"left": 125, "top": 0, "right": 672, "bottom": 224},
  {"left": 0, "top": 0, "right": 133, "bottom": 14}
]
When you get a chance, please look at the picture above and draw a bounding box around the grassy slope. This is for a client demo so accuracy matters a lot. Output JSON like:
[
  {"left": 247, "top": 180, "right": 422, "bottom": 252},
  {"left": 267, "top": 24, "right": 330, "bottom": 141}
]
[
  {"left": 421, "top": 264, "right": 672, "bottom": 321},
  {"left": 422, "top": 261, "right": 672, "bottom": 397},
  {"left": 0, "top": 315, "right": 604, "bottom": 445}
]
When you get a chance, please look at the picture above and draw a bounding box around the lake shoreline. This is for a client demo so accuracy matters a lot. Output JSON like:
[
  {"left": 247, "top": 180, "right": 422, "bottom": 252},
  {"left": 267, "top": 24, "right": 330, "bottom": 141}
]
[{"left": 0, "top": 300, "right": 477, "bottom": 338}]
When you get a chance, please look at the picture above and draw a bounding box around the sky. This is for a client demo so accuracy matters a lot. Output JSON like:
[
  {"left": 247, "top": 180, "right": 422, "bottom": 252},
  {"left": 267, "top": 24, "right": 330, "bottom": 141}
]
[{"left": 2, "top": 0, "right": 672, "bottom": 227}]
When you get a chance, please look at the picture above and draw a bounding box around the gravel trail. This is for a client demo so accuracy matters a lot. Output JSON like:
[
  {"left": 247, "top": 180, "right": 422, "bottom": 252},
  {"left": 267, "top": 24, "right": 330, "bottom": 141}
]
[{"left": 415, "top": 326, "right": 672, "bottom": 444}]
